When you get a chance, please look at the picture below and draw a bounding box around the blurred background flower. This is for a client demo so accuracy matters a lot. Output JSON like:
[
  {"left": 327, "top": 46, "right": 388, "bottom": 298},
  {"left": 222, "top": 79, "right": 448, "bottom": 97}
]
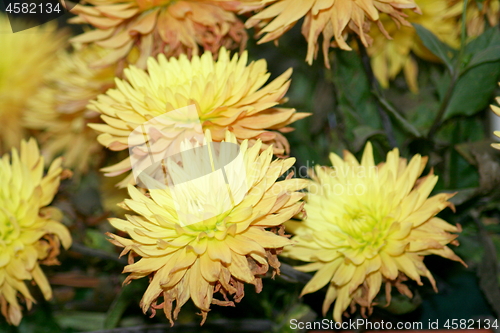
[
  {"left": 367, "top": 0, "right": 459, "bottom": 92},
  {"left": 242, "top": 0, "right": 420, "bottom": 67},
  {"left": 25, "top": 45, "right": 116, "bottom": 175},
  {"left": 0, "top": 139, "right": 71, "bottom": 326},
  {"left": 448, "top": 0, "right": 499, "bottom": 37},
  {"left": 69, "top": 0, "right": 248, "bottom": 68},
  {"left": 0, "top": 14, "right": 67, "bottom": 154}
]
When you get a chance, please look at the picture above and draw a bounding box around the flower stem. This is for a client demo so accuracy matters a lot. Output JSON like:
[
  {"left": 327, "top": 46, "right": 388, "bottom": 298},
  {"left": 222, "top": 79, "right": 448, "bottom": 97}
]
[
  {"left": 426, "top": 70, "right": 459, "bottom": 139},
  {"left": 427, "top": 0, "right": 469, "bottom": 140},
  {"left": 356, "top": 37, "right": 397, "bottom": 148}
]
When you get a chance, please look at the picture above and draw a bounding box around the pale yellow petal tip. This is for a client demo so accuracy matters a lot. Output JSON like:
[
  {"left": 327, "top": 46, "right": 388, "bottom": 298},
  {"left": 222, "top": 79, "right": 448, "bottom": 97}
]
[{"left": 491, "top": 104, "right": 500, "bottom": 116}]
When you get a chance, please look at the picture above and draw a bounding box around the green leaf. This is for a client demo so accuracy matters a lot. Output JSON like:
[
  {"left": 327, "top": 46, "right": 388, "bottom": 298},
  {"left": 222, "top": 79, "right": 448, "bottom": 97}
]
[
  {"left": 332, "top": 49, "right": 383, "bottom": 149},
  {"left": 104, "top": 284, "right": 140, "bottom": 329},
  {"left": 85, "top": 229, "right": 115, "bottom": 253},
  {"left": 54, "top": 312, "right": 106, "bottom": 332},
  {"left": 465, "top": 26, "right": 500, "bottom": 54},
  {"left": 375, "top": 290, "right": 422, "bottom": 315},
  {"left": 464, "top": 45, "right": 500, "bottom": 71},
  {"left": 375, "top": 95, "right": 422, "bottom": 137},
  {"left": 440, "top": 28, "right": 500, "bottom": 120},
  {"left": 442, "top": 61, "right": 500, "bottom": 120},
  {"left": 413, "top": 23, "right": 455, "bottom": 73},
  {"left": 333, "top": 50, "right": 377, "bottom": 114},
  {"left": 352, "top": 126, "right": 384, "bottom": 151},
  {"left": 462, "top": 26, "right": 500, "bottom": 72},
  {"left": 103, "top": 281, "right": 144, "bottom": 329}
]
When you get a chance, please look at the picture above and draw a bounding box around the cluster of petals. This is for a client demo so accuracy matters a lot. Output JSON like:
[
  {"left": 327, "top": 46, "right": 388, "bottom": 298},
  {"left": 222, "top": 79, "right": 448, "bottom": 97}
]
[
  {"left": 25, "top": 45, "right": 117, "bottom": 174},
  {"left": 447, "top": 0, "right": 499, "bottom": 37},
  {"left": 283, "top": 142, "right": 463, "bottom": 321},
  {"left": 89, "top": 48, "right": 308, "bottom": 187},
  {"left": 0, "top": 139, "right": 71, "bottom": 325},
  {"left": 241, "top": 0, "right": 420, "bottom": 67},
  {"left": 69, "top": 0, "right": 248, "bottom": 68},
  {"left": 107, "top": 130, "right": 307, "bottom": 324},
  {"left": 367, "top": 0, "right": 459, "bottom": 92},
  {"left": 0, "top": 14, "right": 66, "bottom": 153}
]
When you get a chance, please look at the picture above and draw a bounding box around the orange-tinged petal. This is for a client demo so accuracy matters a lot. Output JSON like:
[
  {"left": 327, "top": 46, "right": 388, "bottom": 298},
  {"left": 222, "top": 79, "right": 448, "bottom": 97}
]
[
  {"left": 199, "top": 254, "right": 221, "bottom": 282},
  {"left": 228, "top": 252, "right": 254, "bottom": 283}
]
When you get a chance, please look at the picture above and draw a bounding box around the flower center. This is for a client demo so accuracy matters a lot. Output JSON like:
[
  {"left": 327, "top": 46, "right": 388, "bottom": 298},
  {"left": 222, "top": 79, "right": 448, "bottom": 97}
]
[
  {"left": 339, "top": 205, "right": 388, "bottom": 256},
  {"left": 343, "top": 207, "right": 376, "bottom": 234},
  {"left": 154, "top": 139, "right": 246, "bottom": 230},
  {"left": 0, "top": 215, "right": 18, "bottom": 245}
]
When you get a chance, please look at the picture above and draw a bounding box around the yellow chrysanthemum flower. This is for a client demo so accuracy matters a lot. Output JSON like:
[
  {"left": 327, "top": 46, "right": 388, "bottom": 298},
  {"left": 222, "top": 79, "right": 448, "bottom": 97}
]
[
  {"left": 283, "top": 142, "right": 463, "bottom": 322},
  {"left": 242, "top": 0, "right": 420, "bottom": 68},
  {"left": 24, "top": 45, "right": 116, "bottom": 174},
  {"left": 448, "top": 0, "right": 499, "bottom": 38},
  {"left": 0, "top": 139, "right": 72, "bottom": 326},
  {"left": 69, "top": 0, "right": 248, "bottom": 68},
  {"left": 107, "top": 130, "right": 307, "bottom": 325},
  {"left": 0, "top": 14, "right": 67, "bottom": 153},
  {"left": 89, "top": 47, "right": 308, "bottom": 187},
  {"left": 368, "top": 0, "right": 459, "bottom": 92}
]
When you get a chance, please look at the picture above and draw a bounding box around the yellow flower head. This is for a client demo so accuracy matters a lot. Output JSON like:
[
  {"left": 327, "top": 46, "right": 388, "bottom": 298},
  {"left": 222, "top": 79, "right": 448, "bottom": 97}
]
[
  {"left": 0, "top": 14, "right": 67, "bottom": 153},
  {"left": 368, "top": 0, "right": 459, "bottom": 93},
  {"left": 283, "top": 142, "right": 463, "bottom": 322},
  {"left": 107, "top": 130, "right": 307, "bottom": 325},
  {"left": 89, "top": 47, "right": 308, "bottom": 187},
  {"left": 69, "top": 0, "right": 248, "bottom": 68},
  {"left": 242, "top": 0, "right": 420, "bottom": 68},
  {"left": 25, "top": 45, "right": 117, "bottom": 174},
  {"left": 448, "top": 0, "right": 499, "bottom": 37},
  {"left": 0, "top": 139, "right": 72, "bottom": 326}
]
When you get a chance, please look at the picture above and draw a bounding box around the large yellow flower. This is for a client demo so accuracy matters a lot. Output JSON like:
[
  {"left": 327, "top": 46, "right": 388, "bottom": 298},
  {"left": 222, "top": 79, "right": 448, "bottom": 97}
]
[
  {"left": 242, "top": 0, "right": 420, "bottom": 68},
  {"left": 89, "top": 47, "right": 308, "bottom": 187},
  {"left": 107, "top": 130, "right": 307, "bottom": 324},
  {"left": 0, "top": 14, "right": 67, "bottom": 153},
  {"left": 69, "top": 0, "right": 247, "bottom": 68},
  {"left": 368, "top": 0, "right": 459, "bottom": 92},
  {"left": 448, "top": 0, "right": 499, "bottom": 37},
  {"left": 283, "top": 142, "right": 463, "bottom": 322},
  {"left": 24, "top": 45, "right": 116, "bottom": 174},
  {"left": 0, "top": 139, "right": 72, "bottom": 326}
]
